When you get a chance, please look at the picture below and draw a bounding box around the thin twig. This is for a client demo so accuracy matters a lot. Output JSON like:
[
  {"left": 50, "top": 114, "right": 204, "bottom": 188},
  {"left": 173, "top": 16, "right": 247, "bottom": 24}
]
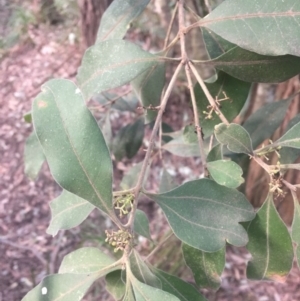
[
  {"left": 204, "top": 0, "right": 212, "bottom": 13},
  {"left": 164, "top": 2, "right": 179, "bottom": 49},
  {"left": 186, "top": 62, "right": 207, "bottom": 171},
  {"left": 282, "top": 179, "right": 297, "bottom": 192},
  {"left": 189, "top": 62, "right": 229, "bottom": 125},
  {"left": 178, "top": 0, "right": 187, "bottom": 63},
  {"left": 124, "top": 62, "right": 184, "bottom": 229},
  {"left": 144, "top": 231, "right": 174, "bottom": 262},
  {"left": 252, "top": 156, "right": 271, "bottom": 174}
]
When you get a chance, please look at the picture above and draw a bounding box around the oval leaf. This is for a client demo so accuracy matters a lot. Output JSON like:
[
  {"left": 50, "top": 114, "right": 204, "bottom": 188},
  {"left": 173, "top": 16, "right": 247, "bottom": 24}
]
[
  {"left": 292, "top": 192, "right": 300, "bottom": 268},
  {"left": 46, "top": 190, "right": 95, "bottom": 236},
  {"left": 182, "top": 243, "right": 225, "bottom": 290},
  {"left": 163, "top": 136, "right": 200, "bottom": 157},
  {"left": 152, "top": 268, "right": 207, "bottom": 301},
  {"left": 207, "top": 160, "right": 244, "bottom": 188},
  {"left": 24, "top": 131, "right": 45, "bottom": 180},
  {"left": 21, "top": 273, "right": 99, "bottom": 301},
  {"left": 77, "top": 40, "right": 160, "bottom": 100},
  {"left": 245, "top": 193, "right": 293, "bottom": 281},
  {"left": 145, "top": 179, "right": 255, "bottom": 252},
  {"left": 195, "top": 72, "right": 251, "bottom": 137},
  {"left": 202, "top": 0, "right": 300, "bottom": 57},
  {"left": 214, "top": 123, "right": 253, "bottom": 155},
  {"left": 32, "top": 79, "right": 114, "bottom": 217},
  {"left": 96, "top": 0, "right": 150, "bottom": 42},
  {"left": 59, "top": 247, "right": 118, "bottom": 275},
  {"left": 207, "top": 144, "right": 223, "bottom": 163}
]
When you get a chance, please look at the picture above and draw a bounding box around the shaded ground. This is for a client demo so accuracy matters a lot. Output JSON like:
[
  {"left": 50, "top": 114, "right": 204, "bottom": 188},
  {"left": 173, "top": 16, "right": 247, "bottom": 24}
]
[{"left": 1, "top": 20, "right": 300, "bottom": 301}]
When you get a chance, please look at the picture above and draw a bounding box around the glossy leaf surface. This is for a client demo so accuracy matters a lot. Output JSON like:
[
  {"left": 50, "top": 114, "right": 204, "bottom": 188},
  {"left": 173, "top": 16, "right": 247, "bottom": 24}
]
[
  {"left": 153, "top": 268, "right": 207, "bottom": 301},
  {"left": 132, "top": 62, "right": 165, "bottom": 123},
  {"left": 77, "top": 40, "right": 160, "bottom": 100},
  {"left": 215, "top": 123, "right": 253, "bottom": 155},
  {"left": 47, "top": 190, "right": 94, "bottom": 236},
  {"left": 105, "top": 270, "right": 126, "bottom": 300},
  {"left": 59, "top": 247, "right": 117, "bottom": 275},
  {"left": 243, "top": 99, "right": 291, "bottom": 149},
  {"left": 202, "top": 0, "right": 300, "bottom": 57},
  {"left": 24, "top": 131, "right": 45, "bottom": 180},
  {"left": 245, "top": 193, "right": 293, "bottom": 280},
  {"left": 207, "top": 160, "right": 244, "bottom": 188},
  {"left": 21, "top": 273, "right": 99, "bottom": 301},
  {"left": 195, "top": 72, "right": 250, "bottom": 137},
  {"left": 182, "top": 243, "right": 225, "bottom": 290},
  {"left": 134, "top": 209, "right": 151, "bottom": 240},
  {"left": 146, "top": 179, "right": 255, "bottom": 252},
  {"left": 96, "top": 0, "right": 150, "bottom": 42},
  {"left": 32, "top": 79, "right": 114, "bottom": 216}
]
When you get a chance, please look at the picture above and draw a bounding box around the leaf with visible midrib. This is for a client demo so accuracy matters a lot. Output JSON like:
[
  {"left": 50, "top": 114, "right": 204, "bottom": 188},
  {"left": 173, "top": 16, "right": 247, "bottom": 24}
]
[
  {"left": 182, "top": 244, "right": 225, "bottom": 290},
  {"left": 214, "top": 123, "right": 253, "bottom": 155},
  {"left": 245, "top": 193, "right": 293, "bottom": 280},
  {"left": 77, "top": 40, "right": 161, "bottom": 100},
  {"left": 146, "top": 179, "right": 255, "bottom": 252},
  {"left": 21, "top": 273, "right": 99, "bottom": 301},
  {"left": 32, "top": 79, "right": 114, "bottom": 218},
  {"left": 275, "top": 121, "right": 300, "bottom": 149},
  {"left": 47, "top": 190, "right": 95, "bottom": 236},
  {"left": 96, "top": 0, "right": 150, "bottom": 42},
  {"left": 201, "top": 0, "right": 300, "bottom": 57}
]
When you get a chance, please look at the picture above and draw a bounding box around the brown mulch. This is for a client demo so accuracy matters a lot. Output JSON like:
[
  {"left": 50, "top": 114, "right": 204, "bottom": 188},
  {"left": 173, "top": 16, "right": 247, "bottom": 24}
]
[{"left": 1, "top": 22, "right": 300, "bottom": 301}]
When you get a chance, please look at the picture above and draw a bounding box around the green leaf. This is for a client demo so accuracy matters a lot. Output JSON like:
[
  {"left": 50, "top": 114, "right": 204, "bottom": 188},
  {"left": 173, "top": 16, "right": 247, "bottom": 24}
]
[
  {"left": 96, "top": 0, "right": 150, "bottom": 42},
  {"left": 105, "top": 270, "right": 126, "bottom": 301},
  {"left": 21, "top": 273, "right": 99, "bottom": 301},
  {"left": 77, "top": 40, "right": 160, "bottom": 100},
  {"left": 275, "top": 121, "right": 300, "bottom": 149},
  {"left": 202, "top": 0, "right": 300, "bottom": 57},
  {"left": 32, "top": 79, "right": 114, "bottom": 216},
  {"left": 24, "top": 131, "right": 45, "bottom": 180},
  {"left": 183, "top": 125, "right": 198, "bottom": 144},
  {"left": 182, "top": 243, "right": 225, "bottom": 290},
  {"left": 207, "top": 160, "right": 244, "bottom": 188},
  {"left": 152, "top": 268, "right": 207, "bottom": 301},
  {"left": 134, "top": 209, "right": 151, "bottom": 240},
  {"left": 215, "top": 123, "right": 253, "bottom": 155},
  {"left": 207, "top": 144, "right": 223, "bottom": 162},
  {"left": 129, "top": 250, "right": 161, "bottom": 288},
  {"left": 59, "top": 247, "right": 118, "bottom": 275},
  {"left": 145, "top": 179, "right": 255, "bottom": 252},
  {"left": 99, "top": 113, "right": 112, "bottom": 147},
  {"left": 279, "top": 115, "right": 300, "bottom": 164},
  {"left": 159, "top": 168, "right": 178, "bottom": 193},
  {"left": 130, "top": 276, "right": 180, "bottom": 301},
  {"left": 209, "top": 47, "right": 300, "bottom": 83},
  {"left": 132, "top": 62, "right": 165, "bottom": 123},
  {"left": 46, "top": 190, "right": 94, "bottom": 236},
  {"left": 163, "top": 136, "right": 200, "bottom": 157},
  {"left": 245, "top": 193, "right": 293, "bottom": 280},
  {"left": 123, "top": 282, "right": 135, "bottom": 301},
  {"left": 195, "top": 72, "right": 250, "bottom": 137},
  {"left": 202, "top": 28, "right": 236, "bottom": 59},
  {"left": 243, "top": 98, "right": 291, "bottom": 149},
  {"left": 24, "top": 111, "right": 32, "bottom": 123},
  {"left": 113, "top": 118, "right": 145, "bottom": 160},
  {"left": 291, "top": 192, "right": 300, "bottom": 268}
]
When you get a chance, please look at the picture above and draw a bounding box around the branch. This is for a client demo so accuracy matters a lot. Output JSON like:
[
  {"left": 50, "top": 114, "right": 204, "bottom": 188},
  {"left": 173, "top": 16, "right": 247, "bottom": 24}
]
[
  {"left": 189, "top": 62, "right": 229, "bottom": 125},
  {"left": 163, "top": 2, "right": 179, "bottom": 49},
  {"left": 124, "top": 62, "right": 184, "bottom": 229}
]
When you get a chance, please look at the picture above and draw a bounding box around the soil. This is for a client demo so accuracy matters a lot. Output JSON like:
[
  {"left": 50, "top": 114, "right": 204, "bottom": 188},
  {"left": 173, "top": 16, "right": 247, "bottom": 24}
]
[{"left": 1, "top": 20, "right": 300, "bottom": 301}]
